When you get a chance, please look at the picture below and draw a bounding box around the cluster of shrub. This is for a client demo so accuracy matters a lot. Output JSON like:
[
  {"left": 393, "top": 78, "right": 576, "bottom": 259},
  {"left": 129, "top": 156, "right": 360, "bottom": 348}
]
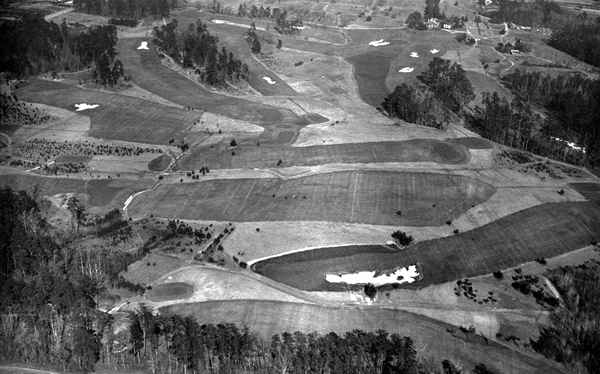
[
  {"left": 0, "top": 94, "right": 51, "bottom": 130},
  {"left": 153, "top": 20, "right": 249, "bottom": 87},
  {"left": 509, "top": 268, "right": 559, "bottom": 307},
  {"left": 0, "top": 16, "right": 123, "bottom": 86},
  {"left": 73, "top": 0, "right": 173, "bottom": 19},
  {"left": 494, "top": 38, "right": 530, "bottom": 53},
  {"left": 15, "top": 138, "right": 161, "bottom": 166},
  {"left": 382, "top": 57, "right": 474, "bottom": 129}
]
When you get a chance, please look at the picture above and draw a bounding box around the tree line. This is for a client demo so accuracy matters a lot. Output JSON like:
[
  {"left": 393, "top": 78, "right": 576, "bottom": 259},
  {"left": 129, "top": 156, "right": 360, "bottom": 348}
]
[
  {"left": 73, "top": 0, "right": 174, "bottom": 19},
  {"left": 0, "top": 15, "right": 123, "bottom": 86},
  {"left": 486, "top": 0, "right": 564, "bottom": 27},
  {"left": 153, "top": 19, "right": 249, "bottom": 86},
  {"left": 548, "top": 18, "right": 600, "bottom": 68}
]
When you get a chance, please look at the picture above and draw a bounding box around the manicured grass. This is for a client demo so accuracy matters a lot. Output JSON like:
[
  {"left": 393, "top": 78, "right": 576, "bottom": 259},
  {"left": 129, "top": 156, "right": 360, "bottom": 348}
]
[
  {"left": 448, "top": 137, "right": 493, "bottom": 149},
  {"left": 570, "top": 183, "right": 600, "bottom": 204},
  {"left": 162, "top": 300, "right": 564, "bottom": 374},
  {"left": 146, "top": 282, "right": 193, "bottom": 301},
  {"left": 253, "top": 202, "right": 600, "bottom": 290},
  {"left": 129, "top": 171, "right": 495, "bottom": 225},
  {"left": 148, "top": 154, "right": 172, "bottom": 171},
  {"left": 17, "top": 80, "right": 198, "bottom": 145},
  {"left": 178, "top": 138, "right": 471, "bottom": 169},
  {"left": 117, "top": 38, "right": 307, "bottom": 126},
  {"left": 347, "top": 49, "right": 395, "bottom": 107}
]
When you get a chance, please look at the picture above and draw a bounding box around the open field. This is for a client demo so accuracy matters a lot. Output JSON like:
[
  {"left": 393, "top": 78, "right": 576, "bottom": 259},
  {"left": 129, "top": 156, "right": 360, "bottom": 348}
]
[
  {"left": 253, "top": 202, "right": 600, "bottom": 290},
  {"left": 162, "top": 300, "right": 565, "bottom": 374},
  {"left": 178, "top": 138, "right": 471, "bottom": 169},
  {"left": 17, "top": 80, "right": 200, "bottom": 145},
  {"left": 128, "top": 171, "right": 495, "bottom": 225}
]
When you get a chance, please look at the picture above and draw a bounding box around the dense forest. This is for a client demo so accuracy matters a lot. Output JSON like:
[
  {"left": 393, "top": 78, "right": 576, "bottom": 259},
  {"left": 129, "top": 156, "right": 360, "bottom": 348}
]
[
  {"left": 153, "top": 20, "right": 249, "bottom": 86},
  {"left": 502, "top": 70, "right": 600, "bottom": 167},
  {"left": 487, "top": 0, "right": 565, "bottom": 27},
  {"left": 532, "top": 260, "right": 600, "bottom": 374},
  {"left": 0, "top": 15, "right": 123, "bottom": 85},
  {"left": 73, "top": 0, "right": 175, "bottom": 19},
  {"left": 381, "top": 84, "right": 444, "bottom": 128},
  {"left": 548, "top": 20, "right": 600, "bottom": 68}
]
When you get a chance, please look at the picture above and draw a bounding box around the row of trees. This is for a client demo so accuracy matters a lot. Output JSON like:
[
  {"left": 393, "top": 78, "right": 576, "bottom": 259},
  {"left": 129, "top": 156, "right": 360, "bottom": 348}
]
[
  {"left": 153, "top": 20, "right": 249, "bottom": 86},
  {"left": 0, "top": 15, "right": 123, "bottom": 85},
  {"left": 73, "top": 0, "right": 174, "bottom": 19}
]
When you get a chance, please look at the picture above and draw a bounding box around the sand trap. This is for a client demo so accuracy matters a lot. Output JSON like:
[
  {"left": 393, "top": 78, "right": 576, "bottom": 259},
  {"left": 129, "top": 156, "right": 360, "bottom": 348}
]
[
  {"left": 430, "top": 49, "right": 440, "bottom": 54},
  {"left": 368, "top": 39, "right": 390, "bottom": 47},
  {"left": 326, "top": 265, "right": 419, "bottom": 287},
  {"left": 399, "top": 67, "right": 415, "bottom": 73},
  {"left": 137, "top": 41, "right": 149, "bottom": 50},
  {"left": 263, "top": 76, "right": 276, "bottom": 85},
  {"left": 410, "top": 52, "right": 419, "bottom": 58},
  {"left": 74, "top": 103, "right": 99, "bottom": 111}
]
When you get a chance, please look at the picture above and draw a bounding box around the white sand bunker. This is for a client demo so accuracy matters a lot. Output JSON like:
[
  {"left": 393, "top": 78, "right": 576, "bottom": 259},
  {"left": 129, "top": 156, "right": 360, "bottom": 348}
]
[
  {"left": 137, "top": 41, "right": 149, "bottom": 50},
  {"left": 369, "top": 39, "right": 390, "bottom": 47},
  {"left": 326, "top": 265, "right": 420, "bottom": 287},
  {"left": 430, "top": 49, "right": 439, "bottom": 54},
  {"left": 262, "top": 76, "right": 276, "bottom": 85},
  {"left": 410, "top": 51, "right": 419, "bottom": 58},
  {"left": 399, "top": 67, "right": 414, "bottom": 73},
  {"left": 74, "top": 103, "right": 99, "bottom": 111}
]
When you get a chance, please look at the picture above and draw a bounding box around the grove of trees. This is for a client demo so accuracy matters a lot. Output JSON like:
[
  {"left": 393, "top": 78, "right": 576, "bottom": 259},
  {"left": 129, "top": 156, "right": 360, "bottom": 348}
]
[
  {"left": 153, "top": 20, "right": 249, "bottom": 86},
  {"left": 548, "top": 20, "right": 600, "bottom": 68},
  {"left": 0, "top": 16, "right": 123, "bottom": 86},
  {"left": 382, "top": 58, "right": 473, "bottom": 128}
]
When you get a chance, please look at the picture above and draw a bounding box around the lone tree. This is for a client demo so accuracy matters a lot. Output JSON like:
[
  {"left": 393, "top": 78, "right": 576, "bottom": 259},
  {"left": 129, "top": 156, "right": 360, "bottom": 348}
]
[
  {"left": 406, "top": 11, "right": 426, "bottom": 30},
  {"left": 364, "top": 283, "right": 377, "bottom": 299},
  {"left": 391, "top": 230, "right": 414, "bottom": 246}
]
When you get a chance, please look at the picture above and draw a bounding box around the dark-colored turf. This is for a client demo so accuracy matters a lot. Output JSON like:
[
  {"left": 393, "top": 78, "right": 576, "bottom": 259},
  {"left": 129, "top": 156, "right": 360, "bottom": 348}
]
[
  {"left": 146, "top": 282, "right": 193, "bottom": 301},
  {"left": 148, "top": 154, "right": 172, "bottom": 171},
  {"left": 253, "top": 202, "right": 600, "bottom": 290},
  {"left": 161, "top": 300, "right": 564, "bottom": 374},
  {"left": 347, "top": 50, "right": 395, "bottom": 107},
  {"left": 178, "top": 138, "right": 471, "bottom": 169},
  {"left": 17, "top": 79, "right": 198, "bottom": 145},
  {"left": 129, "top": 171, "right": 495, "bottom": 225},
  {"left": 448, "top": 137, "right": 493, "bottom": 149},
  {"left": 570, "top": 183, "right": 600, "bottom": 204}
]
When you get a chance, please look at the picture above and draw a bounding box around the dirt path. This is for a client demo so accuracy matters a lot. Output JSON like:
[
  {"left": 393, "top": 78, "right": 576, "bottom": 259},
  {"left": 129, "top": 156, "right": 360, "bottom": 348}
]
[
  {"left": 0, "top": 365, "right": 59, "bottom": 374},
  {"left": 43, "top": 7, "right": 73, "bottom": 22}
]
